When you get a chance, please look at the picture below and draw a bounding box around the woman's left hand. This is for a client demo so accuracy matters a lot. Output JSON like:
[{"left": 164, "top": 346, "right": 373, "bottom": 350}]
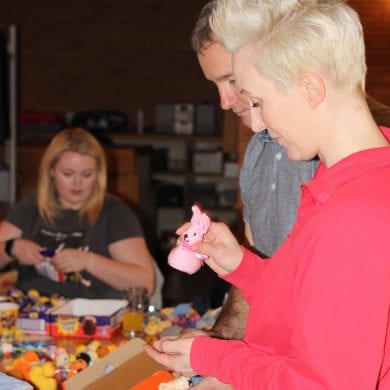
[
  {"left": 51, "top": 248, "right": 90, "bottom": 273},
  {"left": 144, "top": 335, "right": 197, "bottom": 377}
]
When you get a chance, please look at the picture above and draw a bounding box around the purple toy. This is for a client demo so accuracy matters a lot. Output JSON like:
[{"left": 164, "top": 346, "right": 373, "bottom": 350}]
[{"left": 168, "top": 204, "right": 211, "bottom": 274}]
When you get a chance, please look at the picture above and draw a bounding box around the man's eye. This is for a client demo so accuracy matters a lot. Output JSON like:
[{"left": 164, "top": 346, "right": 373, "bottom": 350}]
[
  {"left": 252, "top": 102, "right": 260, "bottom": 108},
  {"left": 228, "top": 79, "right": 236, "bottom": 85}
]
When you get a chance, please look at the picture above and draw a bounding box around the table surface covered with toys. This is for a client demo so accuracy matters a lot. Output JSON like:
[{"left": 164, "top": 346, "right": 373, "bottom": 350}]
[{"left": 0, "top": 287, "right": 220, "bottom": 390}]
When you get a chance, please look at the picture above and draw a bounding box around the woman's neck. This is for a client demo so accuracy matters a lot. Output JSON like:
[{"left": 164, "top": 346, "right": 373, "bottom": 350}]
[{"left": 318, "top": 98, "right": 389, "bottom": 167}]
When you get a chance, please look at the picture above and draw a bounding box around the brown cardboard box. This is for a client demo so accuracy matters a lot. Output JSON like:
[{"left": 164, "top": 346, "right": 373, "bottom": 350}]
[{"left": 63, "top": 338, "right": 166, "bottom": 390}]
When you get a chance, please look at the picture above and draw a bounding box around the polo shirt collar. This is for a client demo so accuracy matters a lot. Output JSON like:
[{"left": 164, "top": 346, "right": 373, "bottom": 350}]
[{"left": 303, "top": 126, "right": 390, "bottom": 205}]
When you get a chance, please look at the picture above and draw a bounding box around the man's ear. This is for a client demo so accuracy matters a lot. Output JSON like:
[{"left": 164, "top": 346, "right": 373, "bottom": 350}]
[{"left": 299, "top": 72, "right": 325, "bottom": 107}]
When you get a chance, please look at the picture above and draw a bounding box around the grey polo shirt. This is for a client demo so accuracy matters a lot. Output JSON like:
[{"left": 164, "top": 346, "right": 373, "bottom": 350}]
[{"left": 240, "top": 131, "right": 319, "bottom": 257}]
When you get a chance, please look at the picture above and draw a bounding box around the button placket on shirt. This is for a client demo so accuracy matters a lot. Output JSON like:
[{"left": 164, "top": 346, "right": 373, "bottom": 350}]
[{"left": 271, "top": 152, "right": 282, "bottom": 191}]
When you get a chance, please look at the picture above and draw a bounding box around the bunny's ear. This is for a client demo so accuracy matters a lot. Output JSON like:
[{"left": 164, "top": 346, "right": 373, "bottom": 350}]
[
  {"left": 191, "top": 204, "right": 201, "bottom": 224},
  {"left": 199, "top": 213, "right": 211, "bottom": 234}
]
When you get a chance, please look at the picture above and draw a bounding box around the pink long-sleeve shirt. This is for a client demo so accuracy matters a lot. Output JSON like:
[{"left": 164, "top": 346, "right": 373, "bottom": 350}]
[{"left": 191, "top": 127, "right": 390, "bottom": 389}]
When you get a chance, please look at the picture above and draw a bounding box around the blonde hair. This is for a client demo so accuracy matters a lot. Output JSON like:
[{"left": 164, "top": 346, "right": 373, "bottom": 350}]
[
  {"left": 211, "top": 0, "right": 367, "bottom": 94},
  {"left": 37, "top": 127, "right": 107, "bottom": 226}
]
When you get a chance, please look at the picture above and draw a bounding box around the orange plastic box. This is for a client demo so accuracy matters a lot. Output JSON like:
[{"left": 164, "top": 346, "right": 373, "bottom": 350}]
[{"left": 129, "top": 371, "right": 175, "bottom": 389}]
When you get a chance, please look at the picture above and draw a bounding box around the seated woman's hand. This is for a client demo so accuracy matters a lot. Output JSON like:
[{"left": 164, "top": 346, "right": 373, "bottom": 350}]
[
  {"left": 191, "top": 221, "right": 243, "bottom": 276},
  {"left": 51, "top": 248, "right": 91, "bottom": 273},
  {"left": 12, "top": 238, "right": 45, "bottom": 266}
]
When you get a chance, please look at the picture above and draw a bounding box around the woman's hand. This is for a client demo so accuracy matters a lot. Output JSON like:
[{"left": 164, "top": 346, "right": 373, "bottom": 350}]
[
  {"left": 144, "top": 335, "right": 197, "bottom": 378},
  {"left": 51, "top": 248, "right": 91, "bottom": 273},
  {"left": 12, "top": 239, "right": 45, "bottom": 266},
  {"left": 191, "top": 221, "right": 243, "bottom": 276}
]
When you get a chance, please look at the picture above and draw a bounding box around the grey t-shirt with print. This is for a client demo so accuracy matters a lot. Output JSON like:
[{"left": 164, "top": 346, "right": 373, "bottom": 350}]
[{"left": 6, "top": 192, "right": 143, "bottom": 298}]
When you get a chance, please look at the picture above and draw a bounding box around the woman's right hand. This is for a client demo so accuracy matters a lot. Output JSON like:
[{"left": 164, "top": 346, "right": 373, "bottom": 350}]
[
  {"left": 11, "top": 239, "right": 45, "bottom": 266},
  {"left": 191, "top": 221, "right": 243, "bottom": 276}
]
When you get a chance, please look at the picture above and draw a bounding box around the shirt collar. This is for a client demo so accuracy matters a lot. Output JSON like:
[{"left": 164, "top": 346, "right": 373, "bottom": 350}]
[
  {"left": 303, "top": 126, "right": 390, "bottom": 204},
  {"left": 257, "top": 129, "right": 273, "bottom": 141}
]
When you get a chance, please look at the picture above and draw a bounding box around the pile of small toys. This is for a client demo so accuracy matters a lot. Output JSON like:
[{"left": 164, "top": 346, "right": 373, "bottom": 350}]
[
  {"left": 0, "top": 288, "right": 221, "bottom": 389},
  {"left": 1, "top": 339, "right": 119, "bottom": 390}
]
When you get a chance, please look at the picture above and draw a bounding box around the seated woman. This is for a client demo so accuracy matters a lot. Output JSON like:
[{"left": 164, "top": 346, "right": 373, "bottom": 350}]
[{"left": 0, "top": 127, "right": 162, "bottom": 305}]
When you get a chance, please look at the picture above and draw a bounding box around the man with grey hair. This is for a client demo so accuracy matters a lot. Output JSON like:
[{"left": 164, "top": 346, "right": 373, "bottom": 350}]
[{"left": 174, "top": 1, "right": 318, "bottom": 387}]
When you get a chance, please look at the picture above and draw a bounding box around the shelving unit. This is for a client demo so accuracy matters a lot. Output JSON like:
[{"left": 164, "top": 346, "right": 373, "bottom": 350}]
[
  {"left": 109, "top": 132, "right": 238, "bottom": 240},
  {"left": 0, "top": 25, "right": 18, "bottom": 214}
]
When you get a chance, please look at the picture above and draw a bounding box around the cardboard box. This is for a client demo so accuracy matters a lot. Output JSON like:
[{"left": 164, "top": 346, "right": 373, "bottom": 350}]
[
  {"left": 17, "top": 308, "right": 52, "bottom": 335},
  {"left": 15, "top": 295, "right": 67, "bottom": 335},
  {"left": 63, "top": 338, "right": 167, "bottom": 390},
  {"left": 49, "top": 299, "right": 127, "bottom": 339}
]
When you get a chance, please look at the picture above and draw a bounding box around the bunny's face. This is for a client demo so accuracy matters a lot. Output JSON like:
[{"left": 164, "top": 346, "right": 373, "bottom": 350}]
[
  {"left": 182, "top": 225, "right": 204, "bottom": 244},
  {"left": 181, "top": 205, "right": 211, "bottom": 244}
]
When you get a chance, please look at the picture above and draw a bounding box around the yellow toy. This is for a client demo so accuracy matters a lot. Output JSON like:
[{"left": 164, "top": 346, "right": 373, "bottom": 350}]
[{"left": 29, "top": 364, "right": 57, "bottom": 390}]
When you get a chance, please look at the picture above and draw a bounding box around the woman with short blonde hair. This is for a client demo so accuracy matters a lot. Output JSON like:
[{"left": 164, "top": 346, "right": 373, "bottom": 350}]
[{"left": 145, "top": 1, "right": 390, "bottom": 387}]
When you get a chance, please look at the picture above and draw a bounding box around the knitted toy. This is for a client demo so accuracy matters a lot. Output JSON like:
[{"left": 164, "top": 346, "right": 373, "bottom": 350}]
[
  {"left": 168, "top": 204, "right": 211, "bottom": 274},
  {"left": 159, "top": 375, "right": 190, "bottom": 389},
  {"left": 159, "top": 375, "right": 204, "bottom": 389}
]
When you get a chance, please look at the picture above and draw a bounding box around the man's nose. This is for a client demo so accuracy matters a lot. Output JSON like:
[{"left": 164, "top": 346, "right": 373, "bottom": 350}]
[{"left": 219, "top": 89, "right": 240, "bottom": 110}]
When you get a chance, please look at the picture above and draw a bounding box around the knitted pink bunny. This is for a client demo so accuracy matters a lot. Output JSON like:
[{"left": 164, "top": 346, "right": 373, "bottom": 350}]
[{"left": 168, "top": 204, "right": 211, "bottom": 274}]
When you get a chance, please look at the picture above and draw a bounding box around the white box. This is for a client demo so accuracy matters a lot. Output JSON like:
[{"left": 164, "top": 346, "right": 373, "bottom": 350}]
[
  {"left": 49, "top": 298, "right": 127, "bottom": 339},
  {"left": 192, "top": 150, "right": 223, "bottom": 174}
]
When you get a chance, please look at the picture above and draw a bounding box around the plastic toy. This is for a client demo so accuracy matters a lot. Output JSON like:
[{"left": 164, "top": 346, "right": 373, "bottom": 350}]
[
  {"left": 168, "top": 205, "right": 210, "bottom": 274},
  {"left": 158, "top": 375, "right": 191, "bottom": 389},
  {"left": 129, "top": 370, "right": 175, "bottom": 390},
  {"left": 29, "top": 362, "right": 57, "bottom": 390},
  {"left": 158, "top": 375, "right": 204, "bottom": 389},
  {"left": 38, "top": 246, "right": 92, "bottom": 287}
]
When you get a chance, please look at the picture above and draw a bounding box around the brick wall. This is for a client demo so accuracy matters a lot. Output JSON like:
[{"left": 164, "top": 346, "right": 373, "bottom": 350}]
[
  {"left": 0, "top": 0, "right": 389, "bottom": 131},
  {"left": 352, "top": 0, "right": 390, "bottom": 104},
  {"left": 0, "top": 0, "right": 215, "bottom": 130}
]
